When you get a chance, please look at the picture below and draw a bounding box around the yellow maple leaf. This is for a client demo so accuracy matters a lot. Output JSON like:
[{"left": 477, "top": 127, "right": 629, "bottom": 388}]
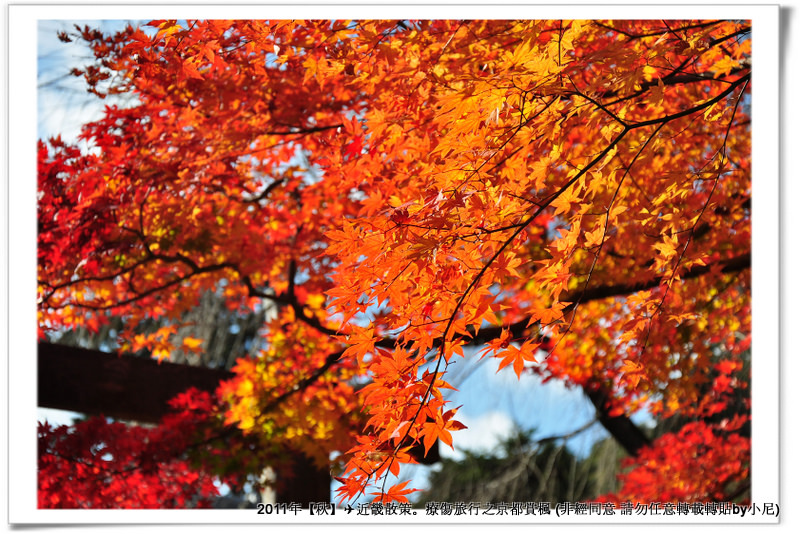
[
  {"left": 182, "top": 337, "right": 204, "bottom": 353},
  {"left": 654, "top": 233, "right": 680, "bottom": 260},
  {"left": 709, "top": 56, "right": 739, "bottom": 78},
  {"left": 551, "top": 184, "right": 581, "bottom": 216},
  {"left": 584, "top": 225, "right": 606, "bottom": 248}
]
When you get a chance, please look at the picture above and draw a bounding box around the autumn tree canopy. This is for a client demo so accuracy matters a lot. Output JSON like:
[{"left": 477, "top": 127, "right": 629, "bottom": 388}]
[{"left": 38, "top": 19, "right": 752, "bottom": 506}]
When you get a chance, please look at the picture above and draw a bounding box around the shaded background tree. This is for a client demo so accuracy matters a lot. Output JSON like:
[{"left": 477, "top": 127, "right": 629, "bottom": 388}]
[{"left": 418, "top": 427, "right": 626, "bottom": 505}]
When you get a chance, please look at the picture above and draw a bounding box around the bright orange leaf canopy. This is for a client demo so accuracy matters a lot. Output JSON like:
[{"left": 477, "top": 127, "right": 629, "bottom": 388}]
[{"left": 38, "top": 19, "right": 752, "bottom": 504}]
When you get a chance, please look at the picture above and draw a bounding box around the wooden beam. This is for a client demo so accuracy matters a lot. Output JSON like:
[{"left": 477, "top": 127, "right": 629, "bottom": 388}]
[
  {"left": 37, "top": 342, "right": 332, "bottom": 506},
  {"left": 38, "top": 342, "right": 232, "bottom": 423}
]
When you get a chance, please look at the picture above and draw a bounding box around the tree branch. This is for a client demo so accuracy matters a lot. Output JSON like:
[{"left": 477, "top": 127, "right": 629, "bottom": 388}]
[
  {"left": 585, "top": 384, "right": 651, "bottom": 456},
  {"left": 470, "top": 252, "right": 750, "bottom": 346}
]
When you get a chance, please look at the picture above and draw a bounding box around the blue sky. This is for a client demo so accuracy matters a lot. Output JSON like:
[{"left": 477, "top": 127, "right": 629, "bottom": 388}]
[{"left": 38, "top": 20, "right": 137, "bottom": 144}]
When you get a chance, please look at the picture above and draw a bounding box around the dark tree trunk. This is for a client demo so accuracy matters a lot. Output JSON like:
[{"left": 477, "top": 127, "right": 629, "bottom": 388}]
[{"left": 585, "top": 383, "right": 651, "bottom": 456}]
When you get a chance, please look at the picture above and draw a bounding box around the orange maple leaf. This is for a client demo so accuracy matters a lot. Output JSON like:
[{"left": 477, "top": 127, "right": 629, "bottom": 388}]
[{"left": 620, "top": 359, "right": 649, "bottom": 388}]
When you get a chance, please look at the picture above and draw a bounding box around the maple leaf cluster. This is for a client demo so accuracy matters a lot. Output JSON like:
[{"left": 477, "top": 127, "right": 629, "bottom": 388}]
[
  {"left": 38, "top": 19, "right": 752, "bottom": 506},
  {"left": 600, "top": 357, "right": 751, "bottom": 503},
  {"left": 598, "top": 420, "right": 750, "bottom": 504},
  {"left": 38, "top": 390, "right": 224, "bottom": 508}
]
